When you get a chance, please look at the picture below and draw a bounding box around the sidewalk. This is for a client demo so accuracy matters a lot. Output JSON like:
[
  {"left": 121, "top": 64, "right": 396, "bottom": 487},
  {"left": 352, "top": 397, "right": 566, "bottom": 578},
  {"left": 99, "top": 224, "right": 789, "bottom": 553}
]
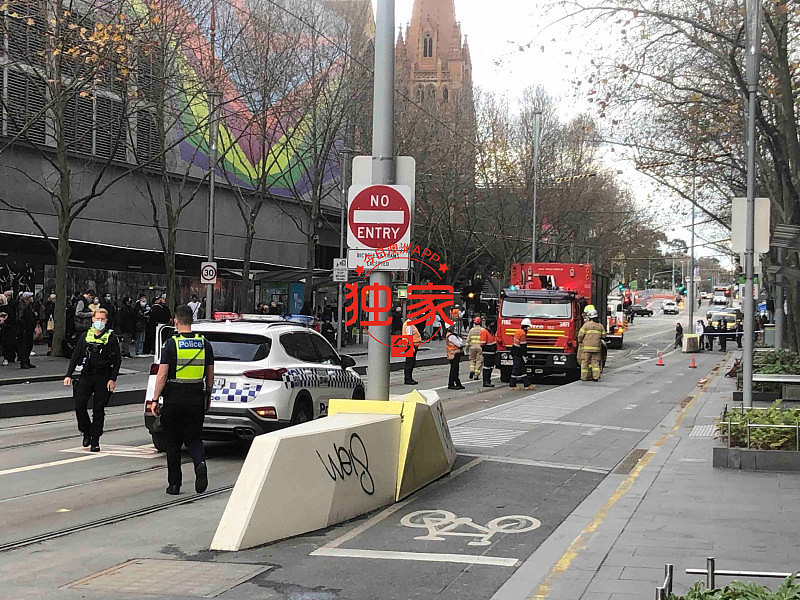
[{"left": 495, "top": 355, "right": 800, "bottom": 599}]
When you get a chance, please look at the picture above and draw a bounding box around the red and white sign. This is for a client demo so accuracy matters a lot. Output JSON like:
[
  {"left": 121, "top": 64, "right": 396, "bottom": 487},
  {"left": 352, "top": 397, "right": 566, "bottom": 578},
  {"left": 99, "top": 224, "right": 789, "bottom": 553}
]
[{"left": 347, "top": 184, "right": 411, "bottom": 250}]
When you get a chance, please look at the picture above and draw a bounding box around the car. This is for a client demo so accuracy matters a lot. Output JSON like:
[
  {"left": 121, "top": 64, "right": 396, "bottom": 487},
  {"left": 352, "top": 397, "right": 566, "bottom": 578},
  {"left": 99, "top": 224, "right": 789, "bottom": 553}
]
[
  {"left": 143, "top": 316, "right": 365, "bottom": 450},
  {"left": 629, "top": 304, "right": 653, "bottom": 317},
  {"left": 711, "top": 312, "right": 738, "bottom": 333},
  {"left": 661, "top": 300, "right": 679, "bottom": 315},
  {"left": 712, "top": 293, "right": 728, "bottom": 305}
]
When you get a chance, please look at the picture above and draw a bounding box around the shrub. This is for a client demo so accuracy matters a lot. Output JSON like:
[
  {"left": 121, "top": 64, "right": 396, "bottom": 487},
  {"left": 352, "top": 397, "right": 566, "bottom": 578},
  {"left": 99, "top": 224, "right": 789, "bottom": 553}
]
[
  {"left": 668, "top": 574, "right": 800, "bottom": 599},
  {"left": 716, "top": 402, "right": 800, "bottom": 450}
]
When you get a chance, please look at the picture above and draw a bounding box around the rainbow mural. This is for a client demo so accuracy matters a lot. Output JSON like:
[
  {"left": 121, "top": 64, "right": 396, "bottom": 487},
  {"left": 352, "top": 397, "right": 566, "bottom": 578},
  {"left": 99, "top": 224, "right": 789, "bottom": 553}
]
[{"left": 136, "top": 0, "right": 347, "bottom": 197}]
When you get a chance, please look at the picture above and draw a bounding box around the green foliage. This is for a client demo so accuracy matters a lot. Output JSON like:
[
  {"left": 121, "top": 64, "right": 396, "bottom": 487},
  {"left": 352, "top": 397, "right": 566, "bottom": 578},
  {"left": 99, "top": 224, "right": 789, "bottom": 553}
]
[
  {"left": 736, "top": 350, "right": 800, "bottom": 375},
  {"left": 716, "top": 402, "right": 800, "bottom": 450},
  {"left": 668, "top": 574, "right": 800, "bottom": 599}
]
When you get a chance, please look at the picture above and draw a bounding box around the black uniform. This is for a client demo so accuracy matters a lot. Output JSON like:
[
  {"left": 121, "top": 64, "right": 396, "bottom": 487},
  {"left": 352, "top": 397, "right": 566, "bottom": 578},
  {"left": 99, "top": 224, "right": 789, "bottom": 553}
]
[
  {"left": 159, "top": 333, "right": 214, "bottom": 489},
  {"left": 17, "top": 302, "right": 37, "bottom": 368},
  {"left": 66, "top": 328, "right": 122, "bottom": 443}
]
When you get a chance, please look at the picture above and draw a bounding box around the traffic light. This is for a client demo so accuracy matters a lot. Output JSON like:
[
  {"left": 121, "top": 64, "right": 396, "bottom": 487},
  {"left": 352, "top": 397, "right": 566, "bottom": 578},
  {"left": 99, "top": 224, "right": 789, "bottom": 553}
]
[{"left": 618, "top": 284, "right": 625, "bottom": 291}]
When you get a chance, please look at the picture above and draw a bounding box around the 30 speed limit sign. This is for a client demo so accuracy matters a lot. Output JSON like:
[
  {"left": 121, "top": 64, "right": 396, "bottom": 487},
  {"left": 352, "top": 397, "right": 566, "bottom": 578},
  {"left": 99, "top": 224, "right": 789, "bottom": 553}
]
[{"left": 200, "top": 261, "right": 218, "bottom": 284}]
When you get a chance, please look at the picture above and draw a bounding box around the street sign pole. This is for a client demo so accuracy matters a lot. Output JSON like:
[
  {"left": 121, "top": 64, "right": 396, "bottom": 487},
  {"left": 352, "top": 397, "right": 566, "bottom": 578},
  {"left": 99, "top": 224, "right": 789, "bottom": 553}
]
[
  {"left": 337, "top": 148, "right": 349, "bottom": 351},
  {"left": 368, "top": 0, "right": 395, "bottom": 401}
]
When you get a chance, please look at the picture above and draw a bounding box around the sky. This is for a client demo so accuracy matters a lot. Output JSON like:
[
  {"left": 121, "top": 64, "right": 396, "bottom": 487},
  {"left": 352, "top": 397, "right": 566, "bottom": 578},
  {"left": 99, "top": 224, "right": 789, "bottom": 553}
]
[{"left": 374, "top": 1, "right": 730, "bottom": 264}]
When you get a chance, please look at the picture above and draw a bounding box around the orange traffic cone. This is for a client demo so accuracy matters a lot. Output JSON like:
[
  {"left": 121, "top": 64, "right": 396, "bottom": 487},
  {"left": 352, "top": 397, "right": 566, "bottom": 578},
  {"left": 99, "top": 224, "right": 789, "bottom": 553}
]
[
  {"left": 689, "top": 354, "right": 697, "bottom": 368},
  {"left": 655, "top": 351, "right": 665, "bottom": 366}
]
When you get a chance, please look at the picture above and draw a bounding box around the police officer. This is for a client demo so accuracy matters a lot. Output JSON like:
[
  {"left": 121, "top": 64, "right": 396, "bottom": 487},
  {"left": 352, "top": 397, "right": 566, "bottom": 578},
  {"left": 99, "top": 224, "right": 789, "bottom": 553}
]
[
  {"left": 63, "top": 308, "right": 121, "bottom": 451},
  {"left": 509, "top": 318, "right": 535, "bottom": 390},
  {"left": 151, "top": 305, "right": 214, "bottom": 495},
  {"left": 466, "top": 316, "right": 484, "bottom": 380},
  {"left": 480, "top": 321, "right": 498, "bottom": 388},
  {"left": 578, "top": 309, "right": 605, "bottom": 382}
]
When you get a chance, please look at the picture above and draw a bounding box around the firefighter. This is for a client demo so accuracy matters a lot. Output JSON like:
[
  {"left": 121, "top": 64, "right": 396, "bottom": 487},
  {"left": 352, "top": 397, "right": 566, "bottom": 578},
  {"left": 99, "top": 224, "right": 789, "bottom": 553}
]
[
  {"left": 509, "top": 318, "right": 535, "bottom": 390},
  {"left": 480, "top": 321, "right": 498, "bottom": 387},
  {"left": 466, "top": 316, "right": 484, "bottom": 380},
  {"left": 402, "top": 317, "right": 423, "bottom": 385},
  {"left": 578, "top": 309, "right": 605, "bottom": 382},
  {"left": 445, "top": 325, "right": 465, "bottom": 390},
  {"left": 63, "top": 308, "right": 122, "bottom": 452}
]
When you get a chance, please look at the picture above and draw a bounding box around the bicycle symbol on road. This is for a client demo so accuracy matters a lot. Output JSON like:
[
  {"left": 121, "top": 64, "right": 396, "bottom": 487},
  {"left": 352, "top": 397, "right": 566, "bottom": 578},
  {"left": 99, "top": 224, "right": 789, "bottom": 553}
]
[{"left": 400, "top": 510, "right": 541, "bottom": 546}]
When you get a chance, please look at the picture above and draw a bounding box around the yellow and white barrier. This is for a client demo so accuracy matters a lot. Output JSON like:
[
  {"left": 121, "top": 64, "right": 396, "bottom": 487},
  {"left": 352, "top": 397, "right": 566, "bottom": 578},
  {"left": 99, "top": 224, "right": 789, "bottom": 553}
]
[{"left": 211, "top": 390, "right": 455, "bottom": 551}]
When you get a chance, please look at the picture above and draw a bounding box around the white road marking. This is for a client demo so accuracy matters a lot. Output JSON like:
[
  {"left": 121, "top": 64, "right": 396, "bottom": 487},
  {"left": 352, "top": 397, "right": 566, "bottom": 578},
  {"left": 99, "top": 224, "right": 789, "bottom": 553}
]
[
  {"left": 312, "top": 547, "right": 519, "bottom": 567},
  {"left": 0, "top": 454, "right": 101, "bottom": 476},
  {"left": 450, "top": 426, "right": 527, "bottom": 448},
  {"left": 623, "top": 404, "right": 638, "bottom": 410},
  {"left": 478, "top": 415, "right": 648, "bottom": 433},
  {"left": 60, "top": 444, "right": 160, "bottom": 459},
  {"left": 458, "top": 453, "right": 610, "bottom": 474}
]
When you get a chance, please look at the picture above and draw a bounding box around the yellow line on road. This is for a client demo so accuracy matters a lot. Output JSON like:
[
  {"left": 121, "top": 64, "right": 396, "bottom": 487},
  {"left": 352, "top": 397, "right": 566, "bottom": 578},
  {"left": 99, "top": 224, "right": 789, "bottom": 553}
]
[{"left": 529, "top": 362, "right": 724, "bottom": 599}]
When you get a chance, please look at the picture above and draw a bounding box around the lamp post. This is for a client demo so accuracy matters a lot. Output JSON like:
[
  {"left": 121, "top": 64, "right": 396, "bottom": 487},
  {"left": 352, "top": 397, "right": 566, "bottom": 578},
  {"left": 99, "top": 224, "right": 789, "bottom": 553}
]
[
  {"left": 742, "top": 0, "right": 763, "bottom": 407},
  {"left": 531, "top": 110, "right": 542, "bottom": 262}
]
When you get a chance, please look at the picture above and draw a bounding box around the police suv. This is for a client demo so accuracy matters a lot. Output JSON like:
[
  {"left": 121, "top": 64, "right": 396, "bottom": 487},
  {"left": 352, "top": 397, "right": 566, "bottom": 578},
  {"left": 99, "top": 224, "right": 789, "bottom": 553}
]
[{"left": 144, "top": 315, "right": 364, "bottom": 451}]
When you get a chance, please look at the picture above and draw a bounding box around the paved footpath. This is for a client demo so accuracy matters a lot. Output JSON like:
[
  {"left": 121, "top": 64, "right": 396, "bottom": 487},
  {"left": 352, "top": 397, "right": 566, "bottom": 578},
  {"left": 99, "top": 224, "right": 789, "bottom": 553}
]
[{"left": 495, "top": 354, "right": 800, "bottom": 600}]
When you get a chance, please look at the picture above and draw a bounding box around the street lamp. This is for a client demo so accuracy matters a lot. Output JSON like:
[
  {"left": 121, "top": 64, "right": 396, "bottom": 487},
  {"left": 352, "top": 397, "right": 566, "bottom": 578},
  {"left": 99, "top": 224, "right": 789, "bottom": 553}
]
[{"left": 531, "top": 110, "right": 542, "bottom": 263}]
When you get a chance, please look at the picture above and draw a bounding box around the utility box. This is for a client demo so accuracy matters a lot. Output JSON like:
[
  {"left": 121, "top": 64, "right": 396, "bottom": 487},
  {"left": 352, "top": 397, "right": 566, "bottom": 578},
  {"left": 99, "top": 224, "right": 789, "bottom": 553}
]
[
  {"left": 683, "top": 334, "right": 700, "bottom": 353},
  {"left": 763, "top": 324, "right": 775, "bottom": 347}
]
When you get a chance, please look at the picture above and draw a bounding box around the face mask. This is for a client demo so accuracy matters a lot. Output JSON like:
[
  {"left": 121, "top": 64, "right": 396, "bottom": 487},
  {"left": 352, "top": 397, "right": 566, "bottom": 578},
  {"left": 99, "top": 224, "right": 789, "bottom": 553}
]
[
  {"left": 105, "top": 296, "right": 111, "bottom": 301},
  {"left": 141, "top": 301, "right": 147, "bottom": 306},
  {"left": 92, "top": 321, "right": 106, "bottom": 331}
]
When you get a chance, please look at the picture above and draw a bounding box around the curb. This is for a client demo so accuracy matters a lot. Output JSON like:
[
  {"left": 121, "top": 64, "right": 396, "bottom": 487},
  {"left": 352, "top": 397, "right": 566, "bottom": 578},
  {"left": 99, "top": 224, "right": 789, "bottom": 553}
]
[
  {"left": 0, "top": 388, "right": 144, "bottom": 419},
  {"left": 0, "top": 374, "right": 67, "bottom": 387}
]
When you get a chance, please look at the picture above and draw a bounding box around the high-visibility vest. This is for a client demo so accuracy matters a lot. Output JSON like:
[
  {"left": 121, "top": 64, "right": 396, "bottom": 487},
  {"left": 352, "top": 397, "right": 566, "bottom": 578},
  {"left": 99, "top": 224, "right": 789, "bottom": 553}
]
[
  {"left": 512, "top": 329, "right": 527, "bottom": 347},
  {"left": 467, "top": 325, "right": 483, "bottom": 348},
  {"left": 481, "top": 329, "right": 497, "bottom": 353},
  {"left": 403, "top": 320, "right": 422, "bottom": 346},
  {"left": 85, "top": 328, "right": 112, "bottom": 346},
  {"left": 578, "top": 321, "right": 605, "bottom": 352},
  {"left": 446, "top": 334, "right": 462, "bottom": 360},
  {"left": 170, "top": 333, "right": 206, "bottom": 384}
]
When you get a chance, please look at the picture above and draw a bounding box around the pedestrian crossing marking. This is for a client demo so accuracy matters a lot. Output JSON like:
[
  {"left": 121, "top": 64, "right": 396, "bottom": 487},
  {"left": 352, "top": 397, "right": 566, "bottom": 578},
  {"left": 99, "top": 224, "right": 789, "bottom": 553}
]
[
  {"left": 478, "top": 415, "right": 648, "bottom": 433},
  {"left": 60, "top": 444, "right": 160, "bottom": 459},
  {"left": 449, "top": 426, "right": 526, "bottom": 448},
  {"left": 688, "top": 424, "right": 716, "bottom": 437}
]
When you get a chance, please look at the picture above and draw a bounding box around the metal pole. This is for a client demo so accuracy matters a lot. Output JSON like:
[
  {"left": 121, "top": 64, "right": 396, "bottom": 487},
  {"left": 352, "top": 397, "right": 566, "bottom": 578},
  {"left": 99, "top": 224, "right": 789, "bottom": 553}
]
[
  {"left": 531, "top": 110, "right": 542, "bottom": 263},
  {"left": 205, "top": 1, "right": 219, "bottom": 320},
  {"left": 775, "top": 247, "right": 784, "bottom": 349},
  {"left": 707, "top": 557, "right": 716, "bottom": 590},
  {"left": 337, "top": 147, "right": 349, "bottom": 351},
  {"left": 367, "top": 0, "right": 395, "bottom": 401},
  {"left": 742, "top": 0, "right": 762, "bottom": 408},
  {"left": 671, "top": 258, "right": 675, "bottom": 293},
  {"left": 689, "top": 159, "right": 696, "bottom": 330}
]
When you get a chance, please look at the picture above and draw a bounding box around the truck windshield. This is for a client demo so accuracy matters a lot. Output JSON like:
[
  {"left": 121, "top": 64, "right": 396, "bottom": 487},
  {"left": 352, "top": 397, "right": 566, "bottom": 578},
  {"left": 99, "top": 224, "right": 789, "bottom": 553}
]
[{"left": 501, "top": 299, "right": 572, "bottom": 319}]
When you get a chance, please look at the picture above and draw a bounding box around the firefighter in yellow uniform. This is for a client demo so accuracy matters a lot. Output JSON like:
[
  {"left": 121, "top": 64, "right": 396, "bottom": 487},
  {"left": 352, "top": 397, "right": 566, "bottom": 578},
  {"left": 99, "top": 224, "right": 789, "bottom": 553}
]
[
  {"left": 466, "top": 316, "right": 484, "bottom": 380},
  {"left": 577, "top": 304, "right": 596, "bottom": 367},
  {"left": 577, "top": 308, "right": 605, "bottom": 382}
]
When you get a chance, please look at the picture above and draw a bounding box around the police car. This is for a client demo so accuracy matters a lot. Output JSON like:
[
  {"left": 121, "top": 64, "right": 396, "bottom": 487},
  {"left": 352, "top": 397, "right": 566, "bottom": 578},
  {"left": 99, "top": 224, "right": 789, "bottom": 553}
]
[{"left": 144, "top": 315, "right": 364, "bottom": 451}]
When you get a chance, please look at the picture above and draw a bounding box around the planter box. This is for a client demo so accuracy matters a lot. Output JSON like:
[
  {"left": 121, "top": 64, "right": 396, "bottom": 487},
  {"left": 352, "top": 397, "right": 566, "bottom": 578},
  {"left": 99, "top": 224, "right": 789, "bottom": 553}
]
[
  {"left": 732, "top": 391, "right": 780, "bottom": 402},
  {"left": 713, "top": 446, "right": 800, "bottom": 472}
]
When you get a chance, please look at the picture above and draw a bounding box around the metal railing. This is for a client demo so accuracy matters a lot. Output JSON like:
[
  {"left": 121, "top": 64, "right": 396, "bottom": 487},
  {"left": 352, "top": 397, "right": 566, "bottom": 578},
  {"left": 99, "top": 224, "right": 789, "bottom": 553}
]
[
  {"left": 658, "top": 557, "right": 796, "bottom": 597},
  {"left": 722, "top": 419, "right": 800, "bottom": 450},
  {"left": 654, "top": 563, "right": 673, "bottom": 599}
]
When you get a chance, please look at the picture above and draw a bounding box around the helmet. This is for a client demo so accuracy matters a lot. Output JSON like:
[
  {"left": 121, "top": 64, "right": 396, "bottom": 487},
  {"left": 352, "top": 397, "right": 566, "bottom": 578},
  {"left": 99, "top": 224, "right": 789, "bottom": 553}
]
[
  {"left": 587, "top": 309, "right": 599, "bottom": 319},
  {"left": 473, "top": 316, "right": 482, "bottom": 324},
  {"left": 584, "top": 304, "right": 596, "bottom": 314},
  {"left": 520, "top": 318, "right": 532, "bottom": 327}
]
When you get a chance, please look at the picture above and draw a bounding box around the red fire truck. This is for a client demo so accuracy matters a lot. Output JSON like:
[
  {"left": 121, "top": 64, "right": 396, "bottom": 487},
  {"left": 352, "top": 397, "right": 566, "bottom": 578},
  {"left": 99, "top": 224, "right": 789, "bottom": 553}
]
[{"left": 496, "top": 263, "right": 612, "bottom": 382}]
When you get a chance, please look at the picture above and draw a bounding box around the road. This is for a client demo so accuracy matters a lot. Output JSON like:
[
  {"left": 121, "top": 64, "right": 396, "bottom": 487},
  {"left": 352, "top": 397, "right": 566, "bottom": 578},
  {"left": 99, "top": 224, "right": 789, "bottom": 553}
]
[{"left": 0, "top": 311, "right": 683, "bottom": 600}]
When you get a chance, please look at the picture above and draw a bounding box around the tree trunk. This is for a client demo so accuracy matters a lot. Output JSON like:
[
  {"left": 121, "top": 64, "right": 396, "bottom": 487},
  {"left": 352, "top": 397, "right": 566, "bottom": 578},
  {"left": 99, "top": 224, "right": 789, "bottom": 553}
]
[
  {"left": 165, "top": 224, "right": 177, "bottom": 313},
  {"left": 52, "top": 218, "right": 72, "bottom": 357},
  {"left": 303, "top": 224, "right": 315, "bottom": 315},
  {"left": 239, "top": 222, "right": 255, "bottom": 312}
]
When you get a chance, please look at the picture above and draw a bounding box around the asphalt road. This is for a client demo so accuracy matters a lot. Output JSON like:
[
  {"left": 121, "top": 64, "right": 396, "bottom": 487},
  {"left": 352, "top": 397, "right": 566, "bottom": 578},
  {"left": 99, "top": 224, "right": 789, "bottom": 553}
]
[{"left": 0, "top": 311, "right": 682, "bottom": 600}]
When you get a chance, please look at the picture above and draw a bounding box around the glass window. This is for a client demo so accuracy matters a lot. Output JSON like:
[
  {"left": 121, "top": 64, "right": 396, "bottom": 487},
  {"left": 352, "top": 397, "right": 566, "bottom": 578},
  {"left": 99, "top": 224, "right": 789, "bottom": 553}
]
[
  {"left": 204, "top": 332, "right": 271, "bottom": 362},
  {"left": 310, "top": 335, "right": 341, "bottom": 366},
  {"left": 500, "top": 299, "right": 571, "bottom": 319},
  {"left": 280, "top": 332, "right": 318, "bottom": 363},
  {"left": 442, "top": 87, "right": 448, "bottom": 102},
  {"left": 423, "top": 34, "right": 433, "bottom": 57}
]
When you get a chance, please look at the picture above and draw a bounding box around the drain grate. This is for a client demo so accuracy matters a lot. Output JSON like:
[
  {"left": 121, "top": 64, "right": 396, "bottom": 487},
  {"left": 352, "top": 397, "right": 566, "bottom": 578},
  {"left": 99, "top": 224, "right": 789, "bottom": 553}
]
[
  {"left": 64, "top": 559, "right": 270, "bottom": 598},
  {"left": 613, "top": 448, "right": 648, "bottom": 474},
  {"left": 680, "top": 396, "right": 693, "bottom": 407}
]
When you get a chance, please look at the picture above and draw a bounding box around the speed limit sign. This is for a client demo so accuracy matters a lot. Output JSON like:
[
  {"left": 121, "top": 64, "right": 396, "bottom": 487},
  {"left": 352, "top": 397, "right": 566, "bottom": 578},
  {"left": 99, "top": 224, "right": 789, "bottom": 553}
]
[{"left": 200, "top": 261, "right": 217, "bottom": 284}]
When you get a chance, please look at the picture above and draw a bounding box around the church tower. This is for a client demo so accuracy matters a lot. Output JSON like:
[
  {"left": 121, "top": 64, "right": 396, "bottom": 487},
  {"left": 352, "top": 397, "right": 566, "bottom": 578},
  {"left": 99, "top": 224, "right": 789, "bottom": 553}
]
[{"left": 396, "top": 0, "right": 472, "bottom": 115}]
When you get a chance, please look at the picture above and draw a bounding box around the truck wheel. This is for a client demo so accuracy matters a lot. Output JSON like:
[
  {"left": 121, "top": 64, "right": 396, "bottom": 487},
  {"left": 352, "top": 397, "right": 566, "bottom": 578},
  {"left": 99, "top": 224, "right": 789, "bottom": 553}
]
[
  {"left": 500, "top": 366, "right": 511, "bottom": 383},
  {"left": 151, "top": 432, "right": 167, "bottom": 453}
]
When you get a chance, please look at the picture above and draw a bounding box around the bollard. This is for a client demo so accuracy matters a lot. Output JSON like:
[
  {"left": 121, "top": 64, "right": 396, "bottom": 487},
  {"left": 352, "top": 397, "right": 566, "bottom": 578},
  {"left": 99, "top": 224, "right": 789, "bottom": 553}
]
[
  {"left": 666, "top": 563, "right": 673, "bottom": 594},
  {"left": 746, "top": 421, "right": 750, "bottom": 449},
  {"left": 707, "top": 557, "right": 716, "bottom": 590}
]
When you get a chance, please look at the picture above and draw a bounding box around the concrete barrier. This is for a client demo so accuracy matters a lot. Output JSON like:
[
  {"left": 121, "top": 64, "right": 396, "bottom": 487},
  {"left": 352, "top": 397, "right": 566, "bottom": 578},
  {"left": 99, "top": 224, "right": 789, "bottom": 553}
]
[
  {"left": 329, "top": 390, "right": 456, "bottom": 500},
  {"left": 211, "top": 413, "right": 400, "bottom": 551}
]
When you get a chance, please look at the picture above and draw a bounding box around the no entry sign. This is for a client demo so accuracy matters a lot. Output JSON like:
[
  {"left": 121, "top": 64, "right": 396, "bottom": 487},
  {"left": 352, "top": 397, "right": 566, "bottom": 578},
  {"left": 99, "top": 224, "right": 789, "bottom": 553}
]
[{"left": 347, "top": 184, "right": 412, "bottom": 250}]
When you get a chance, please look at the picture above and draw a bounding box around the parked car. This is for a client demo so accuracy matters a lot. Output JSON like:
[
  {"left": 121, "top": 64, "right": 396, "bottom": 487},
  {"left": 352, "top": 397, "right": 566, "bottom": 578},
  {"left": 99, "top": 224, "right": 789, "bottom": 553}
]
[
  {"left": 629, "top": 304, "right": 654, "bottom": 317},
  {"left": 143, "top": 316, "right": 364, "bottom": 450},
  {"left": 661, "top": 300, "right": 679, "bottom": 315}
]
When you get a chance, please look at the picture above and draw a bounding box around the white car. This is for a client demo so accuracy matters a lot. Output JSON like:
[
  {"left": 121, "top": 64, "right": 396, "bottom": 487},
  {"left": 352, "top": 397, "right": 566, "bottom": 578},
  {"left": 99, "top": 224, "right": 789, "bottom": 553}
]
[
  {"left": 143, "top": 316, "right": 364, "bottom": 450},
  {"left": 662, "top": 300, "right": 679, "bottom": 315}
]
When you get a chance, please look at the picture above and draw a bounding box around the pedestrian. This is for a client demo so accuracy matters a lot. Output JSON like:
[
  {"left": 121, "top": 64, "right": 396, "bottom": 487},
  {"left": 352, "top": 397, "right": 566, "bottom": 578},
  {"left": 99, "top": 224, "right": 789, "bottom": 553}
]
[
  {"left": 719, "top": 322, "right": 728, "bottom": 352},
  {"left": 44, "top": 294, "right": 56, "bottom": 355},
  {"left": 135, "top": 294, "right": 150, "bottom": 356},
  {"left": 188, "top": 294, "right": 201, "bottom": 321},
  {"left": 578, "top": 309, "right": 605, "bottom": 382},
  {"left": 466, "top": 316, "right": 484, "bottom": 380},
  {"left": 695, "top": 320, "right": 705, "bottom": 352},
  {"left": 735, "top": 321, "right": 743, "bottom": 349},
  {"left": 146, "top": 294, "right": 171, "bottom": 353},
  {"left": 0, "top": 291, "right": 17, "bottom": 365},
  {"left": 509, "top": 318, "right": 535, "bottom": 390},
  {"left": 17, "top": 291, "right": 37, "bottom": 369},
  {"left": 433, "top": 312, "right": 443, "bottom": 340},
  {"left": 100, "top": 292, "right": 117, "bottom": 329},
  {"left": 89, "top": 295, "right": 100, "bottom": 314},
  {"left": 461, "top": 311, "right": 470, "bottom": 335},
  {"left": 450, "top": 305, "right": 460, "bottom": 334},
  {"left": 403, "top": 315, "right": 422, "bottom": 385},
  {"left": 74, "top": 289, "right": 95, "bottom": 333},
  {"left": 150, "top": 304, "right": 213, "bottom": 495},
  {"left": 698, "top": 295, "right": 702, "bottom": 308},
  {"left": 754, "top": 313, "right": 763, "bottom": 344},
  {"left": 704, "top": 319, "right": 715, "bottom": 351},
  {"left": 117, "top": 296, "right": 137, "bottom": 358},
  {"left": 674, "top": 322, "right": 683, "bottom": 349},
  {"left": 480, "top": 320, "right": 497, "bottom": 388},
  {"left": 445, "top": 325, "right": 465, "bottom": 390},
  {"left": 392, "top": 306, "right": 402, "bottom": 336},
  {"left": 63, "top": 308, "right": 121, "bottom": 451}
]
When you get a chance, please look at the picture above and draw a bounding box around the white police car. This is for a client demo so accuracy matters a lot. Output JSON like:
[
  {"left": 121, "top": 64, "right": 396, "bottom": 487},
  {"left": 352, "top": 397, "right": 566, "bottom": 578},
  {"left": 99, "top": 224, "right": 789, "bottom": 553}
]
[{"left": 143, "top": 316, "right": 364, "bottom": 451}]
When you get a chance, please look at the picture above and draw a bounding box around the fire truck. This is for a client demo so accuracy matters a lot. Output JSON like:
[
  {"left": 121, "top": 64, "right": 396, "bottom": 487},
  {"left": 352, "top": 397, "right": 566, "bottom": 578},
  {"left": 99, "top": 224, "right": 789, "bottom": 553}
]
[{"left": 496, "top": 263, "right": 614, "bottom": 382}]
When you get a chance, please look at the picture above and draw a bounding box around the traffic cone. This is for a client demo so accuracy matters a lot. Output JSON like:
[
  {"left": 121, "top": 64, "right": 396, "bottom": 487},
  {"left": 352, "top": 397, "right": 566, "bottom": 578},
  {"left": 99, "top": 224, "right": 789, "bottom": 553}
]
[
  {"left": 688, "top": 354, "right": 697, "bottom": 368},
  {"left": 655, "top": 351, "right": 665, "bottom": 366}
]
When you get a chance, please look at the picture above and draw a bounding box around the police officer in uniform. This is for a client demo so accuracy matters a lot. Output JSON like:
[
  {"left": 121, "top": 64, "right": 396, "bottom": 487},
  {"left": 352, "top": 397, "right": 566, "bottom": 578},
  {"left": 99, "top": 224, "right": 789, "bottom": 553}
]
[
  {"left": 63, "top": 308, "right": 121, "bottom": 451},
  {"left": 151, "top": 305, "right": 214, "bottom": 495}
]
